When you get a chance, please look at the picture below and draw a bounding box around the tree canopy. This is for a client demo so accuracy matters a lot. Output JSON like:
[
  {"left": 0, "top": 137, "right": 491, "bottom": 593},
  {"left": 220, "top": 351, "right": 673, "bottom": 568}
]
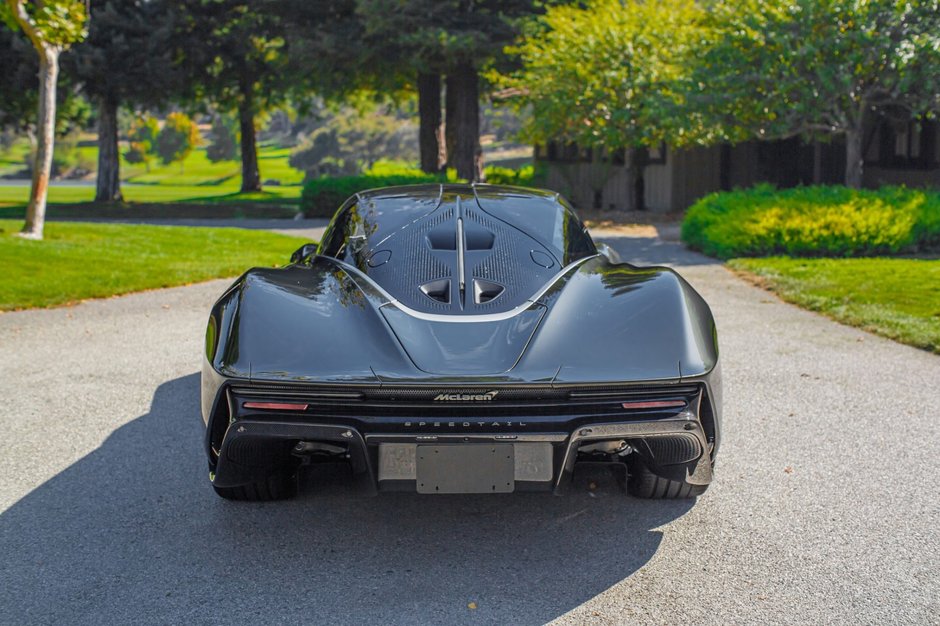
[
  {"left": 683, "top": 0, "right": 940, "bottom": 187},
  {"left": 503, "top": 0, "right": 704, "bottom": 151}
]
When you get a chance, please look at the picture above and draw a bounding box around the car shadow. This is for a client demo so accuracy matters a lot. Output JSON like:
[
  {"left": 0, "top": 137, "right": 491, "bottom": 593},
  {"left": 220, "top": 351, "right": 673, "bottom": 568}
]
[{"left": 0, "top": 374, "right": 696, "bottom": 625}]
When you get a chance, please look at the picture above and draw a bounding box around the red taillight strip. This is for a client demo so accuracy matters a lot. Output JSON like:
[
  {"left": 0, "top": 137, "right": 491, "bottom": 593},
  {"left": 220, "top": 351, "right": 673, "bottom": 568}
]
[
  {"left": 621, "top": 400, "right": 687, "bottom": 410},
  {"left": 243, "top": 402, "right": 309, "bottom": 411}
]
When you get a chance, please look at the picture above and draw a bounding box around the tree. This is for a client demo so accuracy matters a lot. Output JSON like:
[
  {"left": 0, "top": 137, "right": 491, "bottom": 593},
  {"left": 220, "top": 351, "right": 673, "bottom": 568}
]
[
  {"left": 502, "top": 0, "right": 703, "bottom": 210},
  {"left": 205, "top": 113, "right": 239, "bottom": 162},
  {"left": 357, "top": 0, "right": 549, "bottom": 182},
  {"left": 686, "top": 0, "right": 940, "bottom": 188},
  {"left": 155, "top": 112, "right": 200, "bottom": 169},
  {"left": 66, "top": 0, "right": 177, "bottom": 202},
  {"left": 124, "top": 114, "right": 159, "bottom": 169},
  {"left": 1, "top": 0, "right": 87, "bottom": 239},
  {"left": 174, "top": 0, "right": 299, "bottom": 192}
]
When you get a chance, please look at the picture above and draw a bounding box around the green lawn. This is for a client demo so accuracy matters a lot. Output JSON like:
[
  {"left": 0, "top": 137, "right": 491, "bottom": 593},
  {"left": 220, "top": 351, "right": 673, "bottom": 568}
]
[
  {"left": 0, "top": 140, "right": 305, "bottom": 186},
  {"left": 0, "top": 142, "right": 305, "bottom": 214},
  {"left": 0, "top": 219, "right": 311, "bottom": 311},
  {"left": 0, "top": 184, "right": 300, "bottom": 205},
  {"left": 730, "top": 257, "right": 940, "bottom": 353}
]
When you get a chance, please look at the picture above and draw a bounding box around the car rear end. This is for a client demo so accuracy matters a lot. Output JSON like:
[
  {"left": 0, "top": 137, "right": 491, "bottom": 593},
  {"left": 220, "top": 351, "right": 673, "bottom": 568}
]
[{"left": 206, "top": 379, "right": 718, "bottom": 497}]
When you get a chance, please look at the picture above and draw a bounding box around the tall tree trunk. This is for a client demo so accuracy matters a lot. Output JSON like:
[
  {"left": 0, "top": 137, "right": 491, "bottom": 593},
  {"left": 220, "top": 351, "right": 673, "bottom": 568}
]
[
  {"left": 21, "top": 47, "right": 59, "bottom": 239},
  {"left": 417, "top": 72, "right": 444, "bottom": 174},
  {"left": 444, "top": 74, "right": 457, "bottom": 169},
  {"left": 95, "top": 94, "right": 123, "bottom": 203},
  {"left": 238, "top": 82, "right": 261, "bottom": 193},
  {"left": 845, "top": 128, "right": 863, "bottom": 189},
  {"left": 452, "top": 60, "right": 483, "bottom": 182}
]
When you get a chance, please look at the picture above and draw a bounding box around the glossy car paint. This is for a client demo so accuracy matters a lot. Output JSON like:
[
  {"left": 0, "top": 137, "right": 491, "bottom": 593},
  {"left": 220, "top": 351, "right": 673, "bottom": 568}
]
[{"left": 201, "top": 184, "right": 721, "bottom": 493}]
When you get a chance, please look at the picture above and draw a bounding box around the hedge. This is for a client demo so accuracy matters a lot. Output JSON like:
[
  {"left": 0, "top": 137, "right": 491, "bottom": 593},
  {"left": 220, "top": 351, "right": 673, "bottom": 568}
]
[
  {"left": 300, "top": 164, "right": 542, "bottom": 218},
  {"left": 681, "top": 184, "right": 940, "bottom": 259}
]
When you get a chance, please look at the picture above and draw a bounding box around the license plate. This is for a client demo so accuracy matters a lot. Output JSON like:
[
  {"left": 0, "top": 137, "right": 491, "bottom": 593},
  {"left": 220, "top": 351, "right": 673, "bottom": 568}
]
[{"left": 416, "top": 444, "right": 515, "bottom": 494}]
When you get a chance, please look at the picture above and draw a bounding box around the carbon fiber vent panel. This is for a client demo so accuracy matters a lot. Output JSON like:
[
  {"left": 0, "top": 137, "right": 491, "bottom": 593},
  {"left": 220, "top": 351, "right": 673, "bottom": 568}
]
[
  {"left": 365, "top": 208, "right": 454, "bottom": 312},
  {"left": 357, "top": 195, "right": 561, "bottom": 315}
]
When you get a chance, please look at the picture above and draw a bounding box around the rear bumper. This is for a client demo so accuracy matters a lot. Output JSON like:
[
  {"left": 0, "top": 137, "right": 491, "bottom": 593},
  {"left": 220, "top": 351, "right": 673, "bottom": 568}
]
[{"left": 210, "top": 414, "right": 713, "bottom": 494}]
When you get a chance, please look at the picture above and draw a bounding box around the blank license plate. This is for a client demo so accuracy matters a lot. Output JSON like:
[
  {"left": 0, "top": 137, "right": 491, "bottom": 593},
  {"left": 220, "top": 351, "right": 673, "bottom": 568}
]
[{"left": 416, "top": 444, "right": 515, "bottom": 494}]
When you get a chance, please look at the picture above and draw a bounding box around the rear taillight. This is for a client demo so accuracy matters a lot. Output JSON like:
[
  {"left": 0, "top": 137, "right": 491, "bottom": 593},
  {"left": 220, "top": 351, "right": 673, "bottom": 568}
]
[
  {"left": 242, "top": 402, "right": 308, "bottom": 411},
  {"left": 621, "top": 400, "right": 686, "bottom": 410}
]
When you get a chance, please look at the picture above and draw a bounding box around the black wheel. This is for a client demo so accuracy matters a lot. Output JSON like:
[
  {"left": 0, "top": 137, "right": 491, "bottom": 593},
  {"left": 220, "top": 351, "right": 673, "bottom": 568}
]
[
  {"left": 212, "top": 472, "right": 298, "bottom": 501},
  {"left": 627, "top": 460, "right": 708, "bottom": 499}
]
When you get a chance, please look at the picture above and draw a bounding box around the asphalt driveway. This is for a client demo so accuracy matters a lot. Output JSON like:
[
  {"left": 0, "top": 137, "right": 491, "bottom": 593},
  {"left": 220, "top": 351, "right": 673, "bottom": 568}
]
[{"left": 1, "top": 230, "right": 937, "bottom": 625}]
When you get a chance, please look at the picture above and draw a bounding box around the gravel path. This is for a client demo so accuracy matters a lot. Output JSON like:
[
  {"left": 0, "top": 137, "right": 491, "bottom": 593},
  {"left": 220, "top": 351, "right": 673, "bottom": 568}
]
[{"left": 1, "top": 231, "right": 937, "bottom": 625}]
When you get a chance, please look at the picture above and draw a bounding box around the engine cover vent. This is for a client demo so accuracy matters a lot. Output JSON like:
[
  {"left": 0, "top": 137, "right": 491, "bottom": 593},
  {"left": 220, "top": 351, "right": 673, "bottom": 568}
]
[
  {"left": 420, "top": 279, "right": 451, "bottom": 304},
  {"left": 473, "top": 279, "right": 504, "bottom": 304}
]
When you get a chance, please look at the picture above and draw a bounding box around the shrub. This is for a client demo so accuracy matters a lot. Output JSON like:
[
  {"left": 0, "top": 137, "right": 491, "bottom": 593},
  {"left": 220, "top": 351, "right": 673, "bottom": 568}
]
[
  {"left": 299, "top": 163, "right": 546, "bottom": 218},
  {"left": 301, "top": 172, "right": 445, "bottom": 217},
  {"left": 681, "top": 184, "right": 940, "bottom": 259},
  {"left": 483, "top": 164, "right": 540, "bottom": 186},
  {"left": 155, "top": 112, "right": 201, "bottom": 168},
  {"left": 124, "top": 115, "right": 159, "bottom": 168}
]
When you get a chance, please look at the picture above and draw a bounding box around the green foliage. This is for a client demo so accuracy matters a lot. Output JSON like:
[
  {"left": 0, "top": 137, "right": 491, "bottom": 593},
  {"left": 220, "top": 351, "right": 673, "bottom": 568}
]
[
  {"left": 289, "top": 104, "right": 417, "bottom": 177},
  {"left": 682, "top": 185, "right": 940, "bottom": 259},
  {"left": 482, "top": 164, "right": 538, "bottom": 186},
  {"left": 684, "top": 0, "right": 940, "bottom": 144},
  {"left": 124, "top": 115, "right": 159, "bottom": 166},
  {"left": 300, "top": 170, "right": 444, "bottom": 217},
  {"left": 356, "top": 0, "right": 546, "bottom": 83},
  {"left": 205, "top": 114, "right": 239, "bottom": 163},
  {"left": 0, "top": 0, "right": 88, "bottom": 48},
  {"left": 501, "top": 0, "right": 705, "bottom": 150},
  {"left": 0, "top": 219, "right": 309, "bottom": 310},
  {"left": 730, "top": 257, "right": 940, "bottom": 353},
  {"left": 299, "top": 162, "right": 543, "bottom": 217},
  {"left": 65, "top": 0, "right": 177, "bottom": 108},
  {"left": 154, "top": 112, "right": 201, "bottom": 167}
]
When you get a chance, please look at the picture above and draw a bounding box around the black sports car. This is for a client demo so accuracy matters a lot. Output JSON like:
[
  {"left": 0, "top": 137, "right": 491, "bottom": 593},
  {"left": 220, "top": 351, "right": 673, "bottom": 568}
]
[{"left": 201, "top": 184, "right": 721, "bottom": 500}]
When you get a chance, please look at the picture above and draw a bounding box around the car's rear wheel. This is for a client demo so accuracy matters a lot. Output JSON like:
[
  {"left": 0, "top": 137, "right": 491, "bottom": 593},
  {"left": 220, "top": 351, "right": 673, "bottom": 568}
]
[
  {"left": 212, "top": 472, "right": 298, "bottom": 501},
  {"left": 627, "top": 460, "right": 708, "bottom": 499}
]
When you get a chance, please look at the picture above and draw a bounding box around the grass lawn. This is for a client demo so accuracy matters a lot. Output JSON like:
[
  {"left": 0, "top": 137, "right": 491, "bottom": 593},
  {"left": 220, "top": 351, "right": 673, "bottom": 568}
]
[
  {"left": 0, "top": 184, "right": 300, "bottom": 205},
  {"left": 0, "top": 219, "right": 311, "bottom": 311},
  {"left": 730, "top": 257, "right": 940, "bottom": 353},
  {"left": 0, "top": 142, "right": 304, "bottom": 216},
  {"left": 0, "top": 141, "right": 305, "bottom": 186}
]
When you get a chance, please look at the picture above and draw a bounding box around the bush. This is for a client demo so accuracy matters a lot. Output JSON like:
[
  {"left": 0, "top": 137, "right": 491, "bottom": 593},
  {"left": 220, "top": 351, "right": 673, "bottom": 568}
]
[
  {"left": 301, "top": 171, "right": 445, "bottom": 218},
  {"left": 299, "top": 162, "right": 548, "bottom": 217},
  {"left": 155, "top": 112, "right": 201, "bottom": 168},
  {"left": 483, "top": 164, "right": 539, "bottom": 186},
  {"left": 681, "top": 184, "right": 940, "bottom": 259},
  {"left": 124, "top": 115, "right": 159, "bottom": 168}
]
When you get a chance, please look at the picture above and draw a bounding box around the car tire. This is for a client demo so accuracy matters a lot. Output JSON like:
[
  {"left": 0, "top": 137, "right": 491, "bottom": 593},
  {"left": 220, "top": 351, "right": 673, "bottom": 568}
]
[
  {"left": 212, "top": 472, "right": 298, "bottom": 501},
  {"left": 627, "top": 461, "right": 708, "bottom": 499}
]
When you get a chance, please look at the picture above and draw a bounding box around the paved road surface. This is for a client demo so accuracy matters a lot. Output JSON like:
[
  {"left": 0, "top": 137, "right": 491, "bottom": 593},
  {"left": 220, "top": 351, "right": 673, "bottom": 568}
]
[{"left": 1, "top": 232, "right": 938, "bottom": 625}]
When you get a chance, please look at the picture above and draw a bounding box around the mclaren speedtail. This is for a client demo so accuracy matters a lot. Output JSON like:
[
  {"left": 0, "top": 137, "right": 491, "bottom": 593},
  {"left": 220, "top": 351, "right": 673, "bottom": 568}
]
[{"left": 201, "top": 184, "right": 721, "bottom": 500}]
